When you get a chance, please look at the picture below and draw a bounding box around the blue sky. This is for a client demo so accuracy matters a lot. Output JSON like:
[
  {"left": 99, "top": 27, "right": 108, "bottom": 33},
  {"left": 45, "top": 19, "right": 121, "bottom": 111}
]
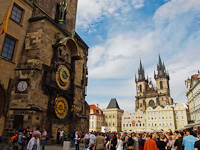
[{"left": 75, "top": 0, "right": 200, "bottom": 113}]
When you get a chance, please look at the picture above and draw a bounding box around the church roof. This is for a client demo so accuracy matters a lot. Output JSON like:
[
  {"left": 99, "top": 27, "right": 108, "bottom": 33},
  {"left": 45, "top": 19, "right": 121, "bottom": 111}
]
[
  {"left": 107, "top": 98, "right": 120, "bottom": 109},
  {"left": 192, "top": 74, "right": 200, "bottom": 79}
]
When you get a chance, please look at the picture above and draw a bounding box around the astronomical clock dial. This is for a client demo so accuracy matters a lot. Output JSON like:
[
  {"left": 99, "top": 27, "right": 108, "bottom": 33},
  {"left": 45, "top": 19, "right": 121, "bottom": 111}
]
[
  {"left": 56, "top": 65, "right": 70, "bottom": 90},
  {"left": 54, "top": 97, "right": 68, "bottom": 119},
  {"left": 17, "top": 81, "right": 28, "bottom": 92}
]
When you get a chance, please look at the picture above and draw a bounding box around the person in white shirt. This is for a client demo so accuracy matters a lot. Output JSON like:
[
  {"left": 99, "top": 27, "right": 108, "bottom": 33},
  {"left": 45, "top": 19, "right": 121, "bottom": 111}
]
[
  {"left": 75, "top": 132, "right": 80, "bottom": 150},
  {"left": 59, "top": 129, "right": 64, "bottom": 145},
  {"left": 84, "top": 131, "right": 90, "bottom": 148},
  {"left": 89, "top": 131, "right": 96, "bottom": 150}
]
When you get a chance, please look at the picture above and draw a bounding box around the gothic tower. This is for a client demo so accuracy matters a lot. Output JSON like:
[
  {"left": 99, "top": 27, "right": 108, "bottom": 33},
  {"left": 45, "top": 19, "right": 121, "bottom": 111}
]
[
  {"left": 154, "top": 55, "right": 173, "bottom": 105},
  {"left": 135, "top": 60, "right": 148, "bottom": 112}
]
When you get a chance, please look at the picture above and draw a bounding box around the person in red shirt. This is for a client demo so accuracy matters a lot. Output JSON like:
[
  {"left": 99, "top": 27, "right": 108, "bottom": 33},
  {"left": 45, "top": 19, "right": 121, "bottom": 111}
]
[{"left": 144, "top": 134, "right": 158, "bottom": 150}]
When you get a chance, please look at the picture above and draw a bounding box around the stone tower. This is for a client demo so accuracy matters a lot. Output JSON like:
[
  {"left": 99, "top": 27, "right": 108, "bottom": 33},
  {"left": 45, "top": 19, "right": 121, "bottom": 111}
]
[
  {"left": 2, "top": 0, "right": 89, "bottom": 142},
  {"left": 154, "top": 55, "right": 172, "bottom": 106},
  {"left": 135, "top": 60, "right": 148, "bottom": 112}
]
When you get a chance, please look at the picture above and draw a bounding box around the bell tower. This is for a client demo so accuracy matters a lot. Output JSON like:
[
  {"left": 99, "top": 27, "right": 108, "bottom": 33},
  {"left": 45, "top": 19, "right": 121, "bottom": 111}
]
[
  {"left": 135, "top": 60, "right": 148, "bottom": 112},
  {"left": 154, "top": 55, "right": 172, "bottom": 105}
]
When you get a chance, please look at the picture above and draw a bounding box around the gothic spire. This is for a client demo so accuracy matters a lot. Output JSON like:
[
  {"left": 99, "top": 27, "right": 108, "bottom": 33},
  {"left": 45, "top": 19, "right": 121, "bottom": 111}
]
[
  {"left": 137, "top": 60, "right": 145, "bottom": 81},
  {"left": 157, "top": 55, "right": 166, "bottom": 76}
]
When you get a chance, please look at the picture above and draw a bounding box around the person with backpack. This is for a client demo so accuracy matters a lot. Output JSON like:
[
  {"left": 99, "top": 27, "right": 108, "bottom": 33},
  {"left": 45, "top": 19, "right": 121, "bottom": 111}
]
[
  {"left": 12, "top": 134, "right": 18, "bottom": 150},
  {"left": 126, "top": 133, "right": 134, "bottom": 150}
]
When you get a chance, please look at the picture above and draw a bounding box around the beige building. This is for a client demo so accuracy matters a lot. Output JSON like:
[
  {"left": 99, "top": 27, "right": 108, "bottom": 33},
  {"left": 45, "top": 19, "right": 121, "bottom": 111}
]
[
  {"left": 185, "top": 73, "right": 200, "bottom": 123},
  {"left": 122, "top": 109, "right": 146, "bottom": 132},
  {"left": 89, "top": 104, "right": 104, "bottom": 132},
  {"left": 135, "top": 56, "right": 173, "bottom": 112},
  {"left": 146, "top": 105, "right": 176, "bottom": 131},
  {"left": 103, "top": 98, "right": 124, "bottom": 132},
  {"left": 174, "top": 103, "right": 189, "bottom": 130}
]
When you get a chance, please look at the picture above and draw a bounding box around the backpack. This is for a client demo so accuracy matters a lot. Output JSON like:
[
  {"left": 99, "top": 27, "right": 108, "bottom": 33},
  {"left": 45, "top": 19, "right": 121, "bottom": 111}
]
[
  {"left": 127, "top": 137, "right": 134, "bottom": 146},
  {"left": 11, "top": 134, "right": 18, "bottom": 143}
]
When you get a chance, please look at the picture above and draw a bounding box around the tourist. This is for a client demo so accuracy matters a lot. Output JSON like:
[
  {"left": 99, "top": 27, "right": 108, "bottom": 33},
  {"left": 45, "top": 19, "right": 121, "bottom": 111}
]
[
  {"left": 126, "top": 133, "right": 134, "bottom": 150},
  {"left": 144, "top": 134, "right": 158, "bottom": 150},
  {"left": 168, "top": 135, "right": 176, "bottom": 150},
  {"left": 94, "top": 132, "right": 105, "bottom": 150},
  {"left": 183, "top": 129, "right": 198, "bottom": 150},
  {"left": 59, "top": 128, "right": 64, "bottom": 145},
  {"left": 89, "top": 131, "right": 96, "bottom": 150},
  {"left": 56, "top": 128, "right": 60, "bottom": 145},
  {"left": 194, "top": 130, "right": 200, "bottom": 150},
  {"left": 106, "top": 134, "right": 117, "bottom": 150},
  {"left": 174, "top": 132, "right": 184, "bottom": 150},
  {"left": 27, "top": 134, "right": 40, "bottom": 150},
  {"left": 75, "top": 131, "right": 80, "bottom": 150},
  {"left": 116, "top": 135, "right": 124, "bottom": 150},
  {"left": 63, "top": 129, "right": 68, "bottom": 141},
  {"left": 134, "top": 133, "right": 139, "bottom": 150},
  {"left": 41, "top": 128, "right": 47, "bottom": 150},
  {"left": 157, "top": 134, "right": 166, "bottom": 150},
  {"left": 72, "top": 129, "right": 76, "bottom": 147},
  {"left": 84, "top": 131, "right": 90, "bottom": 148}
]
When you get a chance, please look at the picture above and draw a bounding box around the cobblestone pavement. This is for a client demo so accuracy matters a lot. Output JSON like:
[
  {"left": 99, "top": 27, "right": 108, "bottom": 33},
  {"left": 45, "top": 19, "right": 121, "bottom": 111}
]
[{"left": 0, "top": 143, "right": 86, "bottom": 150}]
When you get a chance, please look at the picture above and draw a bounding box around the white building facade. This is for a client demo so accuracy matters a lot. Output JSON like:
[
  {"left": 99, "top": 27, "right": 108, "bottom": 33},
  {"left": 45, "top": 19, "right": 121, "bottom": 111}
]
[{"left": 185, "top": 73, "right": 200, "bottom": 123}]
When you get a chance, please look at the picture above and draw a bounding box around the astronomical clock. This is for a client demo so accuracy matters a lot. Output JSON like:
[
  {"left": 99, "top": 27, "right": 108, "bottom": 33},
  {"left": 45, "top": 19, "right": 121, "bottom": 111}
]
[{"left": 56, "top": 65, "right": 70, "bottom": 90}]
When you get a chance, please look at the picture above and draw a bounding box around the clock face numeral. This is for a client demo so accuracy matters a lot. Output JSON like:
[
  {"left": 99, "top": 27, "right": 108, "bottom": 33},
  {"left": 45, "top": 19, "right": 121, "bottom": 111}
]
[
  {"left": 56, "top": 65, "right": 70, "bottom": 90},
  {"left": 54, "top": 97, "right": 68, "bottom": 119},
  {"left": 17, "top": 81, "right": 28, "bottom": 92}
]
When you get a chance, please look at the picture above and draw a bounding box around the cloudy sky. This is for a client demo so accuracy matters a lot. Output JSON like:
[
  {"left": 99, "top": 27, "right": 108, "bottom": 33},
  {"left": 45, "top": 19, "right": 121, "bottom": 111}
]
[{"left": 75, "top": 0, "right": 200, "bottom": 113}]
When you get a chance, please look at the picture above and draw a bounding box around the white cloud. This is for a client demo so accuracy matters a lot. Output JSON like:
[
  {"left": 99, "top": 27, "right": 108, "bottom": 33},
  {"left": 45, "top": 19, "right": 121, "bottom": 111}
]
[
  {"left": 76, "top": 0, "right": 145, "bottom": 30},
  {"left": 85, "top": 0, "right": 200, "bottom": 112}
]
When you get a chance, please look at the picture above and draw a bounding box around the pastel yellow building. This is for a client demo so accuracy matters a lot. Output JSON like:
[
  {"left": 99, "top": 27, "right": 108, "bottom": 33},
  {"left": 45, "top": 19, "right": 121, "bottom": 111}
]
[
  {"left": 174, "top": 103, "right": 189, "bottom": 130},
  {"left": 122, "top": 109, "right": 146, "bottom": 132},
  {"left": 103, "top": 98, "right": 124, "bottom": 132},
  {"left": 89, "top": 104, "right": 104, "bottom": 132},
  {"left": 146, "top": 105, "right": 176, "bottom": 131}
]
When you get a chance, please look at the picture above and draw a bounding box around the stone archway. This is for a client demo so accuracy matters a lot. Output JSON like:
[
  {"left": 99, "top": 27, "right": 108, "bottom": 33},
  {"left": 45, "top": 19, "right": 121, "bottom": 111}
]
[{"left": 149, "top": 100, "right": 155, "bottom": 107}]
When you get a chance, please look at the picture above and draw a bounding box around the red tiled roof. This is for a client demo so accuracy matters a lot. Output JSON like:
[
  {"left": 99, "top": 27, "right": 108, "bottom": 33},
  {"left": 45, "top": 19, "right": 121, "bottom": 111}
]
[
  {"left": 192, "top": 74, "right": 199, "bottom": 79},
  {"left": 89, "top": 105, "right": 103, "bottom": 115},
  {"left": 89, "top": 105, "right": 102, "bottom": 111}
]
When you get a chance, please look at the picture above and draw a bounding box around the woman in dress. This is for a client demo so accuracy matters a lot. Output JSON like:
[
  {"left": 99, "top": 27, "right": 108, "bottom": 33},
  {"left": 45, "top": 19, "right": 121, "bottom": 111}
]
[{"left": 27, "top": 134, "right": 40, "bottom": 150}]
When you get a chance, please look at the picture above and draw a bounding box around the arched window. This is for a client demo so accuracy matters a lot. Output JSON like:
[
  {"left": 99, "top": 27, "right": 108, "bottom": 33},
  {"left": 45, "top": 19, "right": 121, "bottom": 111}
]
[
  {"left": 160, "top": 81, "right": 163, "bottom": 89},
  {"left": 140, "top": 85, "right": 142, "bottom": 92}
]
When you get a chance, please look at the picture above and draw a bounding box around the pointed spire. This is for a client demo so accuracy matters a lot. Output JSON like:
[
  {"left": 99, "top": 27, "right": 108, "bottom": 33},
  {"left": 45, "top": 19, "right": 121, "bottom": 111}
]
[
  {"left": 157, "top": 55, "right": 166, "bottom": 76},
  {"left": 135, "top": 74, "right": 137, "bottom": 82},
  {"left": 138, "top": 60, "right": 145, "bottom": 81}
]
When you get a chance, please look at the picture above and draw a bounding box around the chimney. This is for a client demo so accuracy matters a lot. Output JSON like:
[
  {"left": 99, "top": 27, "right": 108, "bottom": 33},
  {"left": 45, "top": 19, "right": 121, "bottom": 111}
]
[{"left": 96, "top": 104, "right": 99, "bottom": 108}]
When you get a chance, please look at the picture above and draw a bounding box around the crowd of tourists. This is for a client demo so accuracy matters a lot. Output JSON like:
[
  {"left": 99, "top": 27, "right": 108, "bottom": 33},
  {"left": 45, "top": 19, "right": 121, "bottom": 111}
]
[
  {"left": 79, "top": 129, "right": 200, "bottom": 150},
  {"left": 12, "top": 127, "right": 48, "bottom": 150}
]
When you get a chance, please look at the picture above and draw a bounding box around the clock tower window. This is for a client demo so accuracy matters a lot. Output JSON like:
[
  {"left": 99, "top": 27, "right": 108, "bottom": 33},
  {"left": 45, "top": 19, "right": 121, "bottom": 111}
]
[{"left": 140, "top": 85, "right": 142, "bottom": 92}]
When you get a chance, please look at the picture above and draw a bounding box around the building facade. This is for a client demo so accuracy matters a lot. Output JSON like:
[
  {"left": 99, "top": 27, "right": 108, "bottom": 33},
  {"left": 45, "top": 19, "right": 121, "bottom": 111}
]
[
  {"left": 135, "top": 56, "right": 173, "bottom": 112},
  {"left": 89, "top": 104, "right": 104, "bottom": 132},
  {"left": 103, "top": 98, "right": 124, "bottom": 132},
  {"left": 185, "top": 73, "right": 200, "bottom": 123},
  {"left": 0, "top": 0, "right": 89, "bottom": 141},
  {"left": 122, "top": 109, "right": 146, "bottom": 132},
  {"left": 174, "top": 103, "right": 189, "bottom": 130}
]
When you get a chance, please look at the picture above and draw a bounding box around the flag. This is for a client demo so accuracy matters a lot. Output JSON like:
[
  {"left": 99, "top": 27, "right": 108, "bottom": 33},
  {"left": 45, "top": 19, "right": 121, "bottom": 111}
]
[{"left": 1, "top": 6, "right": 11, "bottom": 35}]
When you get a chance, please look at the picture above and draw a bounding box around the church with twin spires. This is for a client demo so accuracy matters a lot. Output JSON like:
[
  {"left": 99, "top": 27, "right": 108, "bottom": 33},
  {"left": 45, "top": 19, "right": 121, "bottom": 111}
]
[{"left": 135, "top": 56, "right": 173, "bottom": 112}]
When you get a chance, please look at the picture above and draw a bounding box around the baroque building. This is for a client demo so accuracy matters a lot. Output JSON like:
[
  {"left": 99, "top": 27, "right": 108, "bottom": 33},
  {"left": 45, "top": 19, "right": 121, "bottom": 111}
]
[
  {"left": 185, "top": 72, "right": 200, "bottom": 123},
  {"left": 103, "top": 98, "right": 124, "bottom": 132},
  {"left": 122, "top": 109, "right": 146, "bottom": 133},
  {"left": 135, "top": 56, "right": 173, "bottom": 112},
  {"left": 0, "top": 0, "right": 89, "bottom": 142},
  {"left": 89, "top": 104, "right": 104, "bottom": 132}
]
